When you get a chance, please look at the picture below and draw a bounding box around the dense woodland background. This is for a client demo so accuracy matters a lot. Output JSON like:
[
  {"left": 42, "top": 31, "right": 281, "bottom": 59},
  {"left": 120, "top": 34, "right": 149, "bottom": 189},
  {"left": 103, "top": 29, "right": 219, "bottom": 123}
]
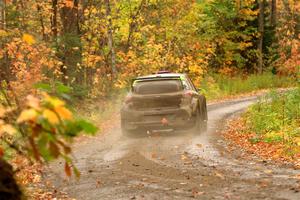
[
  {"left": 0, "top": 0, "right": 299, "bottom": 99},
  {"left": 0, "top": 0, "right": 299, "bottom": 198}
]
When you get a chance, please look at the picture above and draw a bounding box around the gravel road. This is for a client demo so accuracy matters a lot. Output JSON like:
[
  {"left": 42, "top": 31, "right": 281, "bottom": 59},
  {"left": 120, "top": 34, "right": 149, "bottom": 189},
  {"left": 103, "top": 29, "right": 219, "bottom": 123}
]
[{"left": 46, "top": 96, "right": 300, "bottom": 200}]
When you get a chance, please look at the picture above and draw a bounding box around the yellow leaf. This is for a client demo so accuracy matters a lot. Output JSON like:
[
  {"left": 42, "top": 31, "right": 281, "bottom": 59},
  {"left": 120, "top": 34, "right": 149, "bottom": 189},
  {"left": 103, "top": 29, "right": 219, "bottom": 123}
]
[
  {"left": 22, "top": 33, "right": 36, "bottom": 45},
  {"left": 43, "top": 109, "right": 59, "bottom": 124},
  {"left": 17, "top": 109, "right": 38, "bottom": 123},
  {"left": 0, "top": 30, "right": 8, "bottom": 38},
  {"left": 55, "top": 106, "right": 73, "bottom": 120},
  {"left": 0, "top": 124, "right": 17, "bottom": 135},
  {"left": 45, "top": 96, "right": 65, "bottom": 108},
  {"left": 294, "top": 137, "right": 300, "bottom": 146}
]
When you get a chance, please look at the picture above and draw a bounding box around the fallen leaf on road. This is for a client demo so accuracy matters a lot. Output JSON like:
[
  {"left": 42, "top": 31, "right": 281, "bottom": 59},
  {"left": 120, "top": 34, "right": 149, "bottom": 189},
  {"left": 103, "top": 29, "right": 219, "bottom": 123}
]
[
  {"left": 215, "top": 172, "right": 225, "bottom": 180},
  {"left": 184, "top": 161, "right": 192, "bottom": 165},
  {"left": 181, "top": 154, "right": 188, "bottom": 160},
  {"left": 151, "top": 153, "right": 157, "bottom": 158},
  {"left": 264, "top": 170, "right": 273, "bottom": 174},
  {"left": 191, "top": 189, "right": 205, "bottom": 198},
  {"left": 159, "top": 156, "right": 166, "bottom": 160},
  {"left": 96, "top": 180, "right": 101, "bottom": 188}
]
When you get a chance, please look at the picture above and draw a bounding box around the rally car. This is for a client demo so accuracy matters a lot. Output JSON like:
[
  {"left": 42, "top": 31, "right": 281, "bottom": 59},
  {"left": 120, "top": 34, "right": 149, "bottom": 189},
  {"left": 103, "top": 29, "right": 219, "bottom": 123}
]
[{"left": 121, "top": 72, "right": 207, "bottom": 134}]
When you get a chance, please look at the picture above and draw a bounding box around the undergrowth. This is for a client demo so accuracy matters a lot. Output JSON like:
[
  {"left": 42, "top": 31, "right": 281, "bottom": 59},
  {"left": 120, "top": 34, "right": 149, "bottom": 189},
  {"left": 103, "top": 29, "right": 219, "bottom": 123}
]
[
  {"left": 244, "top": 87, "right": 300, "bottom": 156},
  {"left": 75, "top": 89, "right": 127, "bottom": 127},
  {"left": 201, "top": 73, "right": 295, "bottom": 100}
]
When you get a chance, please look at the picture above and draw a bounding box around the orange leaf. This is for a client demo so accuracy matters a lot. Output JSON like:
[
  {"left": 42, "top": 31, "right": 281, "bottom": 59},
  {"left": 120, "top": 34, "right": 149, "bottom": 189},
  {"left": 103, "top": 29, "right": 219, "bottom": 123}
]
[
  {"left": 64, "top": 0, "right": 74, "bottom": 8},
  {"left": 43, "top": 109, "right": 59, "bottom": 124},
  {"left": 0, "top": 106, "right": 5, "bottom": 118},
  {"left": 49, "top": 142, "right": 60, "bottom": 158},
  {"left": 55, "top": 106, "right": 73, "bottom": 120},
  {"left": 65, "top": 162, "right": 72, "bottom": 177},
  {"left": 0, "top": 146, "right": 4, "bottom": 158}
]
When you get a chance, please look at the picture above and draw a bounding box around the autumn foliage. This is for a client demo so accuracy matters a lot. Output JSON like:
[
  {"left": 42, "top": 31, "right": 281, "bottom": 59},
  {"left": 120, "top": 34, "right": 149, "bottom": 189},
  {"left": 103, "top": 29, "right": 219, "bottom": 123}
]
[{"left": 0, "top": 0, "right": 299, "bottom": 198}]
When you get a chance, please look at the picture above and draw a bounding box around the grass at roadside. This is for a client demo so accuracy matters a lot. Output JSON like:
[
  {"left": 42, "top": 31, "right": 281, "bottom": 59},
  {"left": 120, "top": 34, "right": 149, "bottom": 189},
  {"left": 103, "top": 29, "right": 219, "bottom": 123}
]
[
  {"left": 224, "top": 87, "right": 300, "bottom": 164},
  {"left": 201, "top": 73, "right": 296, "bottom": 100},
  {"left": 245, "top": 88, "right": 300, "bottom": 155}
]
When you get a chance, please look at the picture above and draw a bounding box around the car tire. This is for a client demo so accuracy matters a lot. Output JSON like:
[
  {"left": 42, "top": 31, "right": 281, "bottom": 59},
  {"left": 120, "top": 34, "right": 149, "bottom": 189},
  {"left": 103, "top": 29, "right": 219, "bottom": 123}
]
[
  {"left": 192, "top": 106, "right": 201, "bottom": 134},
  {"left": 121, "top": 119, "right": 130, "bottom": 135},
  {"left": 200, "top": 101, "right": 208, "bottom": 132},
  {"left": 121, "top": 119, "right": 134, "bottom": 136}
]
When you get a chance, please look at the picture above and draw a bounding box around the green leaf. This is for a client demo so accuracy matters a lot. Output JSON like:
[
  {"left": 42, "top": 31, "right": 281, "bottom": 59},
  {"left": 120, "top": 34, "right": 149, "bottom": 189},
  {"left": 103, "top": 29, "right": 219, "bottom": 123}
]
[
  {"left": 37, "top": 134, "right": 53, "bottom": 161},
  {"left": 77, "top": 119, "right": 98, "bottom": 135},
  {"left": 55, "top": 82, "right": 72, "bottom": 94},
  {"left": 73, "top": 166, "right": 81, "bottom": 178},
  {"left": 34, "top": 83, "right": 52, "bottom": 92}
]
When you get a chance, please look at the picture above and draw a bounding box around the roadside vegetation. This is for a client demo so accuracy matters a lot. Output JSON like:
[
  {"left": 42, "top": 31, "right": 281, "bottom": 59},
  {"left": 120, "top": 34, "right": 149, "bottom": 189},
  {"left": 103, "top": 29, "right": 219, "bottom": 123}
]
[
  {"left": 0, "top": 0, "right": 299, "bottom": 199},
  {"left": 223, "top": 85, "right": 300, "bottom": 164},
  {"left": 245, "top": 86, "right": 300, "bottom": 156},
  {"left": 201, "top": 73, "right": 296, "bottom": 100}
]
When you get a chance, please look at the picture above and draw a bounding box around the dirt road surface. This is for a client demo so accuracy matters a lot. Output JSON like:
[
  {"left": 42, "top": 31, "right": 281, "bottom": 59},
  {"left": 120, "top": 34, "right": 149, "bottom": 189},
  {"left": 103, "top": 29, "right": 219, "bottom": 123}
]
[{"left": 46, "top": 96, "right": 300, "bottom": 200}]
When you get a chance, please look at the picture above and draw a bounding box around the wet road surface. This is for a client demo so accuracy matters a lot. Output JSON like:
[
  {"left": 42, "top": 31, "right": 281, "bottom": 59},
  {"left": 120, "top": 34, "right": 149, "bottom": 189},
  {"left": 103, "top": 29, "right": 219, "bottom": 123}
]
[{"left": 46, "top": 96, "right": 300, "bottom": 200}]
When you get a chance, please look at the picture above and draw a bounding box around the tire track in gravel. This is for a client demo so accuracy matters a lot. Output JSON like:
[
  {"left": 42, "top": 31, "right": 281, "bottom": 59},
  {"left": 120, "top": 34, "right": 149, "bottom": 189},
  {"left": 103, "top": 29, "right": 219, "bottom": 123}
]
[{"left": 46, "top": 96, "right": 300, "bottom": 200}]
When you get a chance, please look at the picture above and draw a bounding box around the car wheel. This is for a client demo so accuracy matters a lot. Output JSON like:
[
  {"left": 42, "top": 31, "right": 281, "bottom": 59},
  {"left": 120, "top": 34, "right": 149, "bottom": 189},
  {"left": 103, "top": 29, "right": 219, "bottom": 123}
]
[
  {"left": 200, "top": 118, "right": 207, "bottom": 132},
  {"left": 200, "top": 102, "right": 208, "bottom": 132},
  {"left": 121, "top": 119, "right": 134, "bottom": 135},
  {"left": 192, "top": 106, "right": 201, "bottom": 133}
]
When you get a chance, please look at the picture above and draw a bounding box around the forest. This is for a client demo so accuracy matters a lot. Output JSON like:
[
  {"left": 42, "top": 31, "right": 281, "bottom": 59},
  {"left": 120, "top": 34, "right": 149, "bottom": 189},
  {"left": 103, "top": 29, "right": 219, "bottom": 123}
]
[
  {"left": 0, "top": 0, "right": 299, "bottom": 97},
  {"left": 0, "top": 0, "right": 299, "bottom": 199}
]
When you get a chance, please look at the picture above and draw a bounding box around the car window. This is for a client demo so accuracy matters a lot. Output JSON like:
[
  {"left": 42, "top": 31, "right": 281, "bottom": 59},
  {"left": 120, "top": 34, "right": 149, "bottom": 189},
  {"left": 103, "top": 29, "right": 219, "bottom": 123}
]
[
  {"left": 133, "top": 79, "right": 183, "bottom": 94},
  {"left": 181, "top": 80, "right": 192, "bottom": 90},
  {"left": 180, "top": 75, "right": 194, "bottom": 90},
  {"left": 186, "top": 76, "right": 197, "bottom": 91}
]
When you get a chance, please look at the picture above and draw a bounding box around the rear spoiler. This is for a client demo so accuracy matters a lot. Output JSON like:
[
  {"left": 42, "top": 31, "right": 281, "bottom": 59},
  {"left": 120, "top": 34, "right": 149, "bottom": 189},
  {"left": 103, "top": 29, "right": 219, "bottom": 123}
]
[{"left": 131, "top": 77, "right": 184, "bottom": 92}]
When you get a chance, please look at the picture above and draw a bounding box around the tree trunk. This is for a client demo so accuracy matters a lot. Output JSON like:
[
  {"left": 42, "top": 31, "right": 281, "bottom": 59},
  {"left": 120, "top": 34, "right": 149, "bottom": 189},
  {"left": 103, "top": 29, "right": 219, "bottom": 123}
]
[
  {"left": 60, "top": 0, "right": 82, "bottom": 84},
  {"left": 105, "top": 0, "right": 117, "bottom": 77},
  {"left": 0, "top": 0, "right": 10, "bottom": 82},
  {"left": 0, "top": 0, "right": 6, "bottom": 29},
  {"left": 0, "top": 158, "right": 23, "bottom": 200},
  {"left": 51, "top": 0, "right": 58, "bottom": 39},
  {"left": 36, "top": 0, "right": 47, "bottom": 41},
  {"left": 236, "top": 0, "right": 242, "bottom": 11},
  {"left": 258, "top": 0, "right": 265, "bottom": 74},
  {"left": 270, "top": 0, "right": 276, "bottom": 27}
]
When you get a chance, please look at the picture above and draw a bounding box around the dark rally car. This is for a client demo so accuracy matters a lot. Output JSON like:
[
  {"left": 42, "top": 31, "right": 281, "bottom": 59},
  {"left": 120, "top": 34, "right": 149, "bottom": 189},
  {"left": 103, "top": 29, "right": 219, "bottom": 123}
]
[{"left": 121, "top": 72, "right": 207, "bottom": 134}]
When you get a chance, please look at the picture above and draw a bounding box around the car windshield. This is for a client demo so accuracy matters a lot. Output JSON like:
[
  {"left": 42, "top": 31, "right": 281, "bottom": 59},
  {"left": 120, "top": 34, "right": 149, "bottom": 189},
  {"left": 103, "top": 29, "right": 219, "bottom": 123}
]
[{"left": 133, "top": 79, "right": 183, "bottom": 94}]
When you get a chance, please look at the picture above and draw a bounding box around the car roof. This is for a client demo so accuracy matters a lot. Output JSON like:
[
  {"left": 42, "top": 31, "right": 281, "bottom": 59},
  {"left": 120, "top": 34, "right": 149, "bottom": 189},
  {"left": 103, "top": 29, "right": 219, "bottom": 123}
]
[{"left": 136, "top": 73, "right": 185, "bottom": 80}]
